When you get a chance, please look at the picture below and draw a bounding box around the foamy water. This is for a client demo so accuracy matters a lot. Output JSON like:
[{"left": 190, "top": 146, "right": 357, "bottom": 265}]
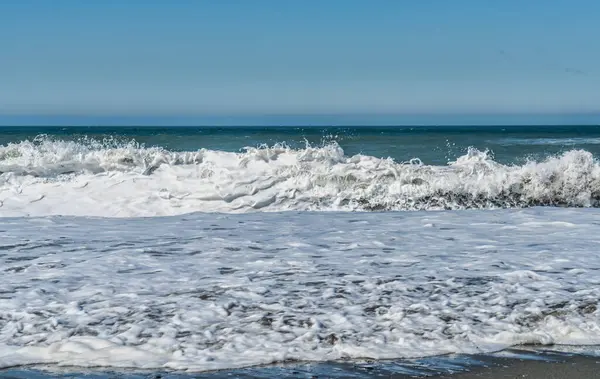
[
  {"left": 1, "top": 137, "right": 600, "bottom": 217},
  {"left": 1, "top": 132, "right": 600, "bottom": 373},
  {"left": 0, "top": 209, "right": 599, "bottom": 371}
]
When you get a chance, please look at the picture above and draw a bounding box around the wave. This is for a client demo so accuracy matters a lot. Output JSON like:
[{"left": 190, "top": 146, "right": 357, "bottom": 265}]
[
  {"left": 1, "top": 136, "right": 600, "bottom": 217},
  {"left": 0, "top": 135, "right": 204, "bottom": 176},
  {"left": 494, "top": 137, "right": 600, "bottom": 146}
]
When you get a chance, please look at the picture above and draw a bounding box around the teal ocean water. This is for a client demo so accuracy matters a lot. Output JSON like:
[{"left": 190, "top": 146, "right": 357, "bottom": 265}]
[{"left": 2, "top": 124, "right": 600, "bottom": 165}]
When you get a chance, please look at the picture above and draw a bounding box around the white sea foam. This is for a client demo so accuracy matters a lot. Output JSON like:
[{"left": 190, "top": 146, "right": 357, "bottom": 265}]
[
  {"left": 0, "top": 209, "right": 599, "bottom": 371},
  {"left": 1, "top": 137, "right": 600, "bottom": 217}
]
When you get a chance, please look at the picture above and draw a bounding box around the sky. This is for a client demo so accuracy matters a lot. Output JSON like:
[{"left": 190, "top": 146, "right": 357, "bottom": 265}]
[{"left": 1, "top": 0, "right": 600, "bottom": 123}]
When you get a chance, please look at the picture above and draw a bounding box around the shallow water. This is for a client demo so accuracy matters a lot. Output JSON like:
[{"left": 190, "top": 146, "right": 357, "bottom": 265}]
[{"left": 1, "top": 209, "right": 599, "bottom": 371}]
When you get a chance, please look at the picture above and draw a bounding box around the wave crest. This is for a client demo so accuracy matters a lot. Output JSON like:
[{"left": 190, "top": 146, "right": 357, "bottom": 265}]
[
  {"left": 1, "top": 136, "right": 600, "bottom": 216},
  {"left": 0, "top": 135, "right": 205, "bottom": 176}
]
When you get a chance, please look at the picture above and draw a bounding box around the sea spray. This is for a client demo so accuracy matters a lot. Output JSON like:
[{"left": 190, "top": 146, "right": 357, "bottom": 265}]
[{"left": 1, "top": 136, "right": 600, "bottom": 217}]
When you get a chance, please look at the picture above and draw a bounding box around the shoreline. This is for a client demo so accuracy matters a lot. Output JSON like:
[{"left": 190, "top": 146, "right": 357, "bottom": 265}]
[
  {"left": 436, "top": 355, "right": 600, "bottom": 379},
  {"left": 2, "top": 349, "right": 599, "bottom": 378}
]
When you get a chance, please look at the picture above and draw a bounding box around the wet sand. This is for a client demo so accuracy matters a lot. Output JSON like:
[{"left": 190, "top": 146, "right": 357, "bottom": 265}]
[
  {"left": 1, "top": 350, "right": 599, "bottom": 378},
  {"left": 435, "top": 355, "right": 600, "bottom": 379}
]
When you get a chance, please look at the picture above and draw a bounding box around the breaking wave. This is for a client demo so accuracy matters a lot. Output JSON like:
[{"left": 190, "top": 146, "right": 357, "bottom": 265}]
[{"left": 1, "top": 136, "right": 600, "bottom": 217}]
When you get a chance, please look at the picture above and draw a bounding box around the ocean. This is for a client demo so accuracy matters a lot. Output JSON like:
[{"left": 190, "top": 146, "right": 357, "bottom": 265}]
[{"left": 1, "top": 125, "right": 600, "bottom": 377}]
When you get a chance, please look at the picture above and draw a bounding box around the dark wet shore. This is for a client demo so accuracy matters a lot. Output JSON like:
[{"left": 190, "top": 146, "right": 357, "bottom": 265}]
[
  {"left": 1, "top": 349, "right": 599, "bottom": 378},
  {"left": 436, "top": 355, "right": 600, "bottom": 379}
]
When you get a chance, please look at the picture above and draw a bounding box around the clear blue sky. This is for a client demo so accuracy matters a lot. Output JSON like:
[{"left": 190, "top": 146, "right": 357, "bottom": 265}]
[{"left": 1, "top": 0, "right": 599, "bottom": 120}]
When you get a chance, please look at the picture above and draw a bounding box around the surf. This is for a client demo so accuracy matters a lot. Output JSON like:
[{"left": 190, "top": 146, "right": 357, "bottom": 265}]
[{"left": 1, "top": 136, "right": 600, "bottom": 217}]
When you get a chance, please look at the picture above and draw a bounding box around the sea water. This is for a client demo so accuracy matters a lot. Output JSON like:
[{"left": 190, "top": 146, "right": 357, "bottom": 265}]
[{"left": 0, "top": 125, "right": 599, "bottom": 372}]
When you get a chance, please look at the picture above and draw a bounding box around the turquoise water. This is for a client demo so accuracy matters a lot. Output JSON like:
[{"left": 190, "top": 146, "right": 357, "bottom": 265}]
[{"left": 2, "top": 124, "right": 600, "bottom": 165}]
